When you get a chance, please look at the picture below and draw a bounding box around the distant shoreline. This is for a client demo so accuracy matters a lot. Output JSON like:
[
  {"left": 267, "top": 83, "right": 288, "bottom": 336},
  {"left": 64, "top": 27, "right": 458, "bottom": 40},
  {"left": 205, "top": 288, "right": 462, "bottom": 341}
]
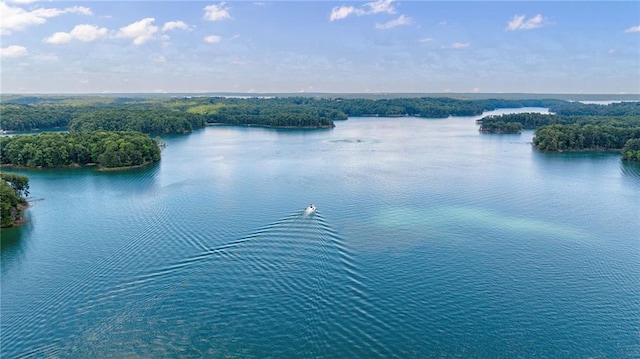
[
  {"left": 2, "top": 92, "right": 639, "bottom": 102},
  {"left": 1, "top": 161, "right": 155, "bottom": 171},
  {"left": 534, "top": 146, "right": 623, "bottom": 154},
  {"left": 205, "top": 123, "right": 335, "bottom": 129}
]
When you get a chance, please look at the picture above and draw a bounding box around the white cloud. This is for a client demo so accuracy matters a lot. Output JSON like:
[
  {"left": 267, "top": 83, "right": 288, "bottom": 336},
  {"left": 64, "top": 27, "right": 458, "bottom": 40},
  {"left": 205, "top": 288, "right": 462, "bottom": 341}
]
[
  {"left": 30, "top": 5, "right": 91, "bottom": 18},
  {"left": 624, "top": 25, "right": 640, "bottom": 33},
  {"left": 66, "top": 6, "right": 92, "bottom": 16},
  {"left": 69, "top": 24, "right": 106, "bottom": 41},
  {"left": 204, "top": 2, "right": 231, "bottom": 21},
  {"left": 330, "top": 0, "right": 396, "bottom": 21},
  {"left": 329, "top": 6, "right": 364, "bottom": 21},
  {"left": 366, "top": 0, "right": 396, "bottom": 15},
  {"left": 375, "top": 15, "right": 411, "bottom": 30},
  {"left": 451, "top": 42, "right": 470, "bottom": 49},
  {"left": 44, "top": 32, "right": 72, "bottom": 44},
  {"left": 162, "top": 20, "right": 190, "bottom": 32},
  {"left": 506, "top": 14, "right": 545, "bottom": 31},
  {"left": 153, "top": 56, "right": 166, "bottom": 63},
  {"left": 204, "top": 35, "right": 221, "bottom": 43},
  {"left": 0, "top": 45, "right": 28, "bottom": 58},
  {"left": 1, "top": 2, "right": 92, "bottom": 35},
  {"left": 419, "top": 37, "right": 434, "bottom": 43},
  {"left": 44, "top": 24, "right": 108, "bottom": 44},
  {"left": 116, "top": 18, "right": 158, "bottom": 45}
]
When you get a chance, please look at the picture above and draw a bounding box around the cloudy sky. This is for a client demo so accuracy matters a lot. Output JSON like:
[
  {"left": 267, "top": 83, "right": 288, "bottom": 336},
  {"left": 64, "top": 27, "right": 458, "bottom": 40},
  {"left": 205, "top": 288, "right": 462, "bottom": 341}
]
[{"left": 1, "top": 0, "right": 639, "bottom": 94}]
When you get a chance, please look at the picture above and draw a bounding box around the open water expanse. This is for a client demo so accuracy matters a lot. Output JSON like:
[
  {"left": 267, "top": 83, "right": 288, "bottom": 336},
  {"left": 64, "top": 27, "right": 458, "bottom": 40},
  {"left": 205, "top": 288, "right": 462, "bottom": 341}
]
[{"left": 2, "top": 109, "right": 639, "bottom": 358}]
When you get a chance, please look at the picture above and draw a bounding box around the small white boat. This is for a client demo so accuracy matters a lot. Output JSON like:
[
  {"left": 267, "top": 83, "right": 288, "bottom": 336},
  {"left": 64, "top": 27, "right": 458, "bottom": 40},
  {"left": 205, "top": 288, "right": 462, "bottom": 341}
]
[{"left": 304, "top": 204, "right": 316, "bottom": 215}]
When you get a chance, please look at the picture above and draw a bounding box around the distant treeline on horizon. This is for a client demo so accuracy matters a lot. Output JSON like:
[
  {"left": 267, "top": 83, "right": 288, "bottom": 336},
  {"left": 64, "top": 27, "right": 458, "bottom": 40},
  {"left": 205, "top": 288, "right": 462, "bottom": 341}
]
[
  {"left": 5, "top": 95, "right": 634, "bottom": 132},
  {"left": 1, "top": 94, "right": 639, "bottom": 161},
  {"left": 2, "top": 92, "right": 640, "bottom": 102}
]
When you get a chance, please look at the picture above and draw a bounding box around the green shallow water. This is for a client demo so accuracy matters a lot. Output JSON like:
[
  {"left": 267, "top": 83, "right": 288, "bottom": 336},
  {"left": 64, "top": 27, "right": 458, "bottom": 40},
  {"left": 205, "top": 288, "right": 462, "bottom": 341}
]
[{"left": 2, "top": 109, "right": 639, "bottom": 358}]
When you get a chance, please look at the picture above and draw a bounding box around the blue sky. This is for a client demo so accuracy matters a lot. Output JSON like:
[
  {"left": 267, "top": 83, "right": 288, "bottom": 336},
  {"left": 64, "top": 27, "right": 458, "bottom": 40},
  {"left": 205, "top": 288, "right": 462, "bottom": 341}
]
[{"left": 1, "top": 0, "right": 639, "bottom": 94}]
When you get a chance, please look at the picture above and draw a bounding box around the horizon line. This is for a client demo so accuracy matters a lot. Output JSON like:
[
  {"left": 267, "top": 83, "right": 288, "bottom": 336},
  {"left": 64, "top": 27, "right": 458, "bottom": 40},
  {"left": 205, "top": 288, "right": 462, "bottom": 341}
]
[{"left": 2, "top": 92, "right": 639, "bottom": 96}]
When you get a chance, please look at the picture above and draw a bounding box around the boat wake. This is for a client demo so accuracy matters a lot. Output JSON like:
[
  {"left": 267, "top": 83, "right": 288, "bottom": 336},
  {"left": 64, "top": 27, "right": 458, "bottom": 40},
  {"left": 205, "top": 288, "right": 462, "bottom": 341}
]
[{"left": 8, "top": 207, "right": 391, "bottom": 358}]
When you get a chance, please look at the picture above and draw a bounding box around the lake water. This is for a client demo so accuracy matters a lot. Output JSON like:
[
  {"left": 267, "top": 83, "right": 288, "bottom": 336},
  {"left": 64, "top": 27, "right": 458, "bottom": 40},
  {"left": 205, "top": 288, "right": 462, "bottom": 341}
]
[{"left": 2, "top": 109, "right": 639, "bottom": 358}]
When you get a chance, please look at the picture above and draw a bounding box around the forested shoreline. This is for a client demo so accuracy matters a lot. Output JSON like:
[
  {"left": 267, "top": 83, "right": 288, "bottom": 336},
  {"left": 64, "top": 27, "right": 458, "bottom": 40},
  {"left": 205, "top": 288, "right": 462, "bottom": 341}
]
[
  {"left": 477, "top": 102, "right": 640, "bottom": 160},
  {"left": 1, "top": 104, "right": 206, "bottom": 134},
  {"left": 3, "top": 95, "right": 638, "bottom": 133},
  {"left": 0, "top": 131, "right": 161, "bottom": 169},
  {"left": 1, "top": 96, "right": 639, "bottom": 171},
  {"left": 533, "top": 125, "right": 640, "bottom": 152},
  {"left": 1, "top": 173, "right": 29, "bottom": 228},
  {"left": 1, "top": 96, "right": 574, "bottom": 132}
]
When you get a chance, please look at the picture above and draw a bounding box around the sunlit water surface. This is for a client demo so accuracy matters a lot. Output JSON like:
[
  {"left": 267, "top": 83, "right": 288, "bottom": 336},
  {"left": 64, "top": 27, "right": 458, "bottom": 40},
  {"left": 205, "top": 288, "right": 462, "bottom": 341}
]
[{"left": 2, "top": 109, "right": 639, "bottom": 358}]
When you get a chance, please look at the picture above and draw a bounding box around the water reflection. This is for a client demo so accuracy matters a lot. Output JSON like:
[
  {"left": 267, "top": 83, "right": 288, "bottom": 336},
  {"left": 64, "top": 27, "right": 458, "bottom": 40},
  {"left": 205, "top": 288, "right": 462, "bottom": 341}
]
[
  {"left": 1, "top": 219, "right": 33, "bottom": 276},
  {"left": 94, "top": 162, "right": 161, "bottom": 195}
]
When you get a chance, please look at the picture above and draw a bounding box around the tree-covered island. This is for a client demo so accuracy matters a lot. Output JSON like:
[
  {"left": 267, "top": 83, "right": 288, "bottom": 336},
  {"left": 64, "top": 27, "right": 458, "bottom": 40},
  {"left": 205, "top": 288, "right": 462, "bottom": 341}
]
[
  {"left": 0, "top": 131, "right": 161, "bottom": 169},
  {"left": 1, "top": 172, "right": 29, "bottom": 228},
  {"left": 478, "top": 101, "right": 640, "bottom": 160}
]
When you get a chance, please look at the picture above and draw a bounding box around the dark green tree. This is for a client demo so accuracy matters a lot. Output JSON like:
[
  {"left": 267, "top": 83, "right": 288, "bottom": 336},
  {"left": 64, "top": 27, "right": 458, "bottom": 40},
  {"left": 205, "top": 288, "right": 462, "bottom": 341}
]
[
  {"left": 0, "top": 173, "right": 29, "bottom": 227},
  {"left": 622, "top": 138, "right": 640, "bottom": 161}
]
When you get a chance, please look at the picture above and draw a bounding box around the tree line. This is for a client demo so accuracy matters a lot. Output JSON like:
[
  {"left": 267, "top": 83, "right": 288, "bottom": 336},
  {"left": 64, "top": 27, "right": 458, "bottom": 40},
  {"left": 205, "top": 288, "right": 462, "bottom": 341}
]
[
  {"left": 1, "top": 104, "right": 206, "bottom": 135},
  {"left": 1, "top": 96, "right": 574, "bottom": 133},
  {"left": 479, "top": 113, "right": 640, "bottom": 130},
  {"left": 478, "top": 121, "right": 523, "bottom": 133},
  {"left": 69, "top": 108, "right": 205, "bottom": 134},
  {"left": 478, "top": 104, "right": 640, "bottom": 161},
  {"left": 185, "top": 96, "right": 568, "bottom": 121},
  {"left": 0, "top": 104, "right": 79, "bottom": 131},
  {"left": 203, "top": 103, "right": 341, "bottom": 128},
  {"left": 3, "top": 96, "right": 639, "bottom": 162},
  {"left": 1, "top": 172, "right": 29, "bottom": 228},
  {"left": 0, "top": 131, "right": 161, "bottom": 168},
  {"left": 621, "top": 139, "right": 640, "bottom": 161},
  {"left": 548, "top": 101, "right": 640, "bottom": 116},
  {"left": 533, "top": 124, "right": 640, "bottom": 152}
]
